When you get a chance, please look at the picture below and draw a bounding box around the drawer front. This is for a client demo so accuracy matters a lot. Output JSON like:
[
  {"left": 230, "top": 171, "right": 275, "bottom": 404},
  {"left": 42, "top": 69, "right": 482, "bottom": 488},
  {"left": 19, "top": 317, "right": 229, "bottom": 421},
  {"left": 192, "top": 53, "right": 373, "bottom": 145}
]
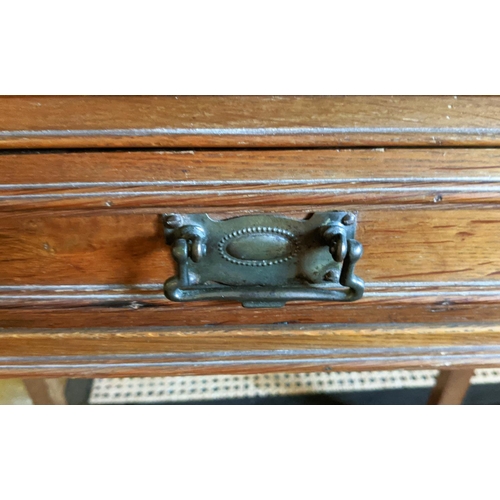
[{"left": 1, "top": 148, "right": 500, "bottom": 329}]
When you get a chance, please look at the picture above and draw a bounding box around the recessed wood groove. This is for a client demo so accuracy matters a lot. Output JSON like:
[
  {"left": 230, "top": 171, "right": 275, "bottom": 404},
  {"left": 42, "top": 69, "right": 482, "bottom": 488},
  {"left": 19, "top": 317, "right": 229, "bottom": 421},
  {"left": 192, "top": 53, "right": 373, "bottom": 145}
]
[
  {"left": 3, "top": 177, "right": 500, "bottom": 190},
  {"left": 3, "top": 185, "right": 500, "bottom": 198},
  {"left": 2, "top": 125, "right": 500, "bottom": 139}
]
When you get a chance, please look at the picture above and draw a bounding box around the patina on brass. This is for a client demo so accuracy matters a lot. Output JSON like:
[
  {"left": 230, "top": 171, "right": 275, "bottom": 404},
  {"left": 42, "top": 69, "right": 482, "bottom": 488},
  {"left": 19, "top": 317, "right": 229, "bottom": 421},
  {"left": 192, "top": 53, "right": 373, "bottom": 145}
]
[{"left": 162, "top": 212, "right": 364, "bottom": 308}]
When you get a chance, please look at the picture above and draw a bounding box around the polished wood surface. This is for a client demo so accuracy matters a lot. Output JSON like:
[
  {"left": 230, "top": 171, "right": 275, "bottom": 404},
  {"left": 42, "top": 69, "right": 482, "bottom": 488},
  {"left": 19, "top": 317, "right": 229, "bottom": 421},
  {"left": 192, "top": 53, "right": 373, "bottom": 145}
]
[
  {"left": 1, "top": 148, "right": 499, "bottom": 329},
  {"left": 1, "top": 205, "right": 499, "bottom": 327},
  {"left": 2, "top": 96, "right": 500, "bottom": 149},
  {"left": 1, "top": 300, "right": 499, "bottom": 329},
  {"left": 0, "top": 149, "right": 500, "bottom": 328},
  {"left": 1, "top": 209, "right": 499, "bottom": 285},
  {"left": 1, "top": 148, "right": 500, "bottom": 210},
  {"left": 3, "top": 324, "right": 500, "bottom": 378},
  {"left": 1, "top": 96, "right": 500, "bottom": 378}
]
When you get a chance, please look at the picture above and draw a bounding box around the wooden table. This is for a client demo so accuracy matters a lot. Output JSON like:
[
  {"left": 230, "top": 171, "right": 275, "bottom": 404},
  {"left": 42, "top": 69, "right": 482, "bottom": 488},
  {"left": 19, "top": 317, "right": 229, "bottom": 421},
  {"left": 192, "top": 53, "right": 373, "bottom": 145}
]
[{"left": 1, "top": 96, "right": 499, "bottom": 404}]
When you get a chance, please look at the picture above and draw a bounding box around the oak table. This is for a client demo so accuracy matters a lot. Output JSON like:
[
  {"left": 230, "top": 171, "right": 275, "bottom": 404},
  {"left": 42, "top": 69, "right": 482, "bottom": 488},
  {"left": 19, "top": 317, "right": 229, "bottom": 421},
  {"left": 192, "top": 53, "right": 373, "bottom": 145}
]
[{"left": 1, "top": 96, "right": 499, "bottom": 404}]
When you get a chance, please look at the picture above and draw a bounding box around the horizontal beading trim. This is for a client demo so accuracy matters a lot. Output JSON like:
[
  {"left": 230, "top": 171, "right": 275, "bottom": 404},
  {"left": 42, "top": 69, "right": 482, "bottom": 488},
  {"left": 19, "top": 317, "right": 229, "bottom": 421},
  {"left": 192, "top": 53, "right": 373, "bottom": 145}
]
[
  {"left": 2, "top": 127, "right": 500, "bottom": 138},
  {"left": 2, "top": 185, "right": 500, "bottom": 201},
  {"left": 2, "top": 281, "right": 500, "bottom": 291},
  {"left": 2, "top": 177, "right": 500, "bottom": 190},
  {"left": 3, "top": 344, "right": 500, "bottom": 364}
]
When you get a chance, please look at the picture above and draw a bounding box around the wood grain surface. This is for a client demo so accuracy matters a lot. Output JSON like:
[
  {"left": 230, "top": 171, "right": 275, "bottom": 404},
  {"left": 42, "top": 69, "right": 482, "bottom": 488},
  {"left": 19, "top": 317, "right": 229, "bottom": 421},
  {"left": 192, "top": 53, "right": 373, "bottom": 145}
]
[
  {"left": 1, "top": 149, "right": 500, "bottom": 211},
  {"left": 3, "top": 324, "right": 500, "bottom": 378},
  {"left": 2, "top": 96, "right": 500, "bottom": 149},
  {"left": 0, "top": 206, "right": 499, "bottom": 328},
  {"left": 1, "top": 148, "right": 500, "bottom": 328},
  {"left": 0, "top": 209, "right": 499, "bottom": 286},
  {"left": 1, "top": 299, "right": 499, "bottom": 328}
]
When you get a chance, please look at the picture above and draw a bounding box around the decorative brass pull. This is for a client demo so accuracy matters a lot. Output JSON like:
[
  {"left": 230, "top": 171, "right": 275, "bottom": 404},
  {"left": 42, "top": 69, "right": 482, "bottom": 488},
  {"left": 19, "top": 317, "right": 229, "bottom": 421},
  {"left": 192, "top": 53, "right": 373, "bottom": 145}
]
[{"left": 162, "top": 212, "right": 364, "bottom": 308}]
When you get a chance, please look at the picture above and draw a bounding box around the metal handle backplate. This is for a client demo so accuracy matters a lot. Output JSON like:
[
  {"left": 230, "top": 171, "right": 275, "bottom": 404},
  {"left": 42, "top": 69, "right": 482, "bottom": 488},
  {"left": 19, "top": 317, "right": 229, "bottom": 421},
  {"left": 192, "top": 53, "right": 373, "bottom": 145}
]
[{"left": 162, "top": 212, "right": 364, "bottom": 308}]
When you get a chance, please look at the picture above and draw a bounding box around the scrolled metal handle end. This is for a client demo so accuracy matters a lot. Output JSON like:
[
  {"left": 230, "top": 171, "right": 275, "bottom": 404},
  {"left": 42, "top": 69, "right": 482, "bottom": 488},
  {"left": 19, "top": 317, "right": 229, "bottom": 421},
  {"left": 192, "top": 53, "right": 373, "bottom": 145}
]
[
  {"left": 336, "top": 239, "right": 364, "bottom": 301},
  {"left": 163, "top": 277, "right": 183, "bottom": 302}
]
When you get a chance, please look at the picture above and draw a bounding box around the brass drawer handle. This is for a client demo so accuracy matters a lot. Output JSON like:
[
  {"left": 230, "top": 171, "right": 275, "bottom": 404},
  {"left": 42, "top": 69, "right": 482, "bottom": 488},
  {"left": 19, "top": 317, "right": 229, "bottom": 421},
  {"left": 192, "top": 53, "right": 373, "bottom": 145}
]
[{"left": 162, "top": 212, "right": 364, "bottom": 308}]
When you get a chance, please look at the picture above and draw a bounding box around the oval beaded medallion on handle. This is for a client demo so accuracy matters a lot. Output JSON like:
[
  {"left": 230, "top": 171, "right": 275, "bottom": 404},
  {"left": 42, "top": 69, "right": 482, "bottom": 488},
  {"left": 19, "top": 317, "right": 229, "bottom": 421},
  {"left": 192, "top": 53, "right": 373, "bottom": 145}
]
[{"left": 219, "top": 227, "right": 299, "bottom": 267}]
